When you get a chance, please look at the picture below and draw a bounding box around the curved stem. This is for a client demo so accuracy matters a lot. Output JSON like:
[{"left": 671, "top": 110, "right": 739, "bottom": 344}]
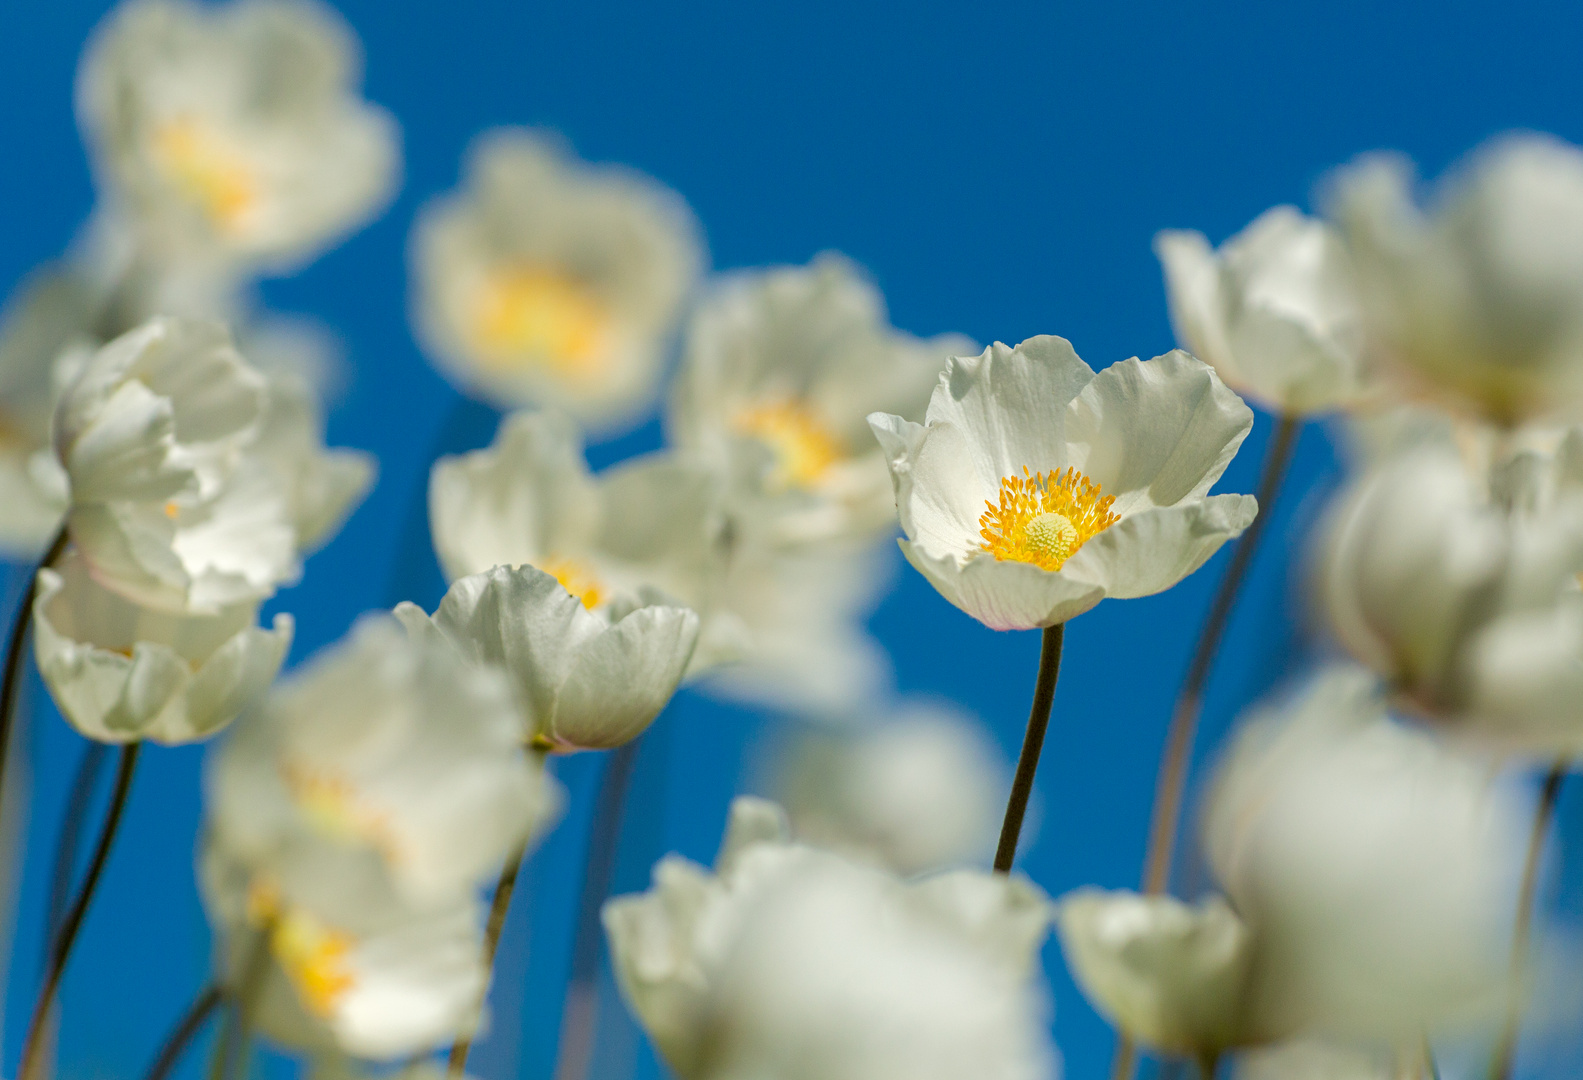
[
  {"left": 0, "top": 527, "right": 69, "bottom": 822},
  {"left": 553, "top": 739, "right": 643, "bottom": 1080},
  {"left": 143, "top": 984, "right": 223, "bottom": 1080},
  {"left": 1489, "top": 759, "right": 1567, "bottom": 1080},
  {"left": 19, "top": 740, "right": 140, "bottom": 1080},
  {"left": 448, "top": 840, "right": 529, "bottom": 1078},
  {"left": 994, "top": 624, "right": 1065, "bottom": 873},
  {"left": 208, "top": 925, "right": 274, "bottom": 1080},
  {"left": 46, "top": 741, "right": 110, "bottom": 943}
]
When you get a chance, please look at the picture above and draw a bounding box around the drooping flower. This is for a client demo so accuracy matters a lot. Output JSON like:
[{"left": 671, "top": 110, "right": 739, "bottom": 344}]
[
  {"left": 33, "top": 548, "right": 291, "bottom": 743},
  {"left": 869, "top": 336, "right": 1258, "bottom": 630},
  {"left": 411, "top": 129, "right": 701, "bottom": 427},
  {"left": 77, "top": 0, "right": 399, "bottom": 274},
  {"left": 1325, "top": 133, "right": 1583, "bottom": 425},
  {"left": 395, "top": 563, "right": 698, "bottom": 752},
  {"left": 669, "top": 254, "right": 973, "bottom": 543},
  {"left": 604, "top": 797, "right": 1057, "bottom": 1080},
  {"left": 1156, "top": 207, "right": 1367, "bottom": 415}
]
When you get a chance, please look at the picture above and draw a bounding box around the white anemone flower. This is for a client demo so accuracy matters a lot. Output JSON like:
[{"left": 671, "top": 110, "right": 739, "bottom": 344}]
[
  {"left": 412, "top": 129, "right": 701, "bottom": 427},
  {"left": 209, "top": 614, "right": 558, "bottom": 906},
  {"left": 779, "top": 703, "right": 1007, "bottom": 875},
  {"left": 1233, "top": 1041, "right": 1404, "bottom": 1080},
  {"left": 1325, "top": 133, "right": 1583, "bottom": 425},
  {"left": 77, "top": 0, "right": 399, "bottom": 273},
  {"left": 33, "top": 548, "right": 290, "bottom": 743},
  {"left": 1156, "top": 207, "right": 1367, "bottom": 415},
  {"left": 253, "top": 370, "right": 376, "bottom": 552},
  {"left": 395, "top": 563, "right": 698, "bottom": 752},
  {"left": 604, "top": 797, "right": 1056, "bottom": 1080},
  {"left": 869, "top": 336, "right": 1257, "bottom": 630},
  {"left": 1202, "top": 667, "right": 1524, "bottom": 1043},
  {"left": 669, "top": 254, "right": 973, "bottom": 543}
]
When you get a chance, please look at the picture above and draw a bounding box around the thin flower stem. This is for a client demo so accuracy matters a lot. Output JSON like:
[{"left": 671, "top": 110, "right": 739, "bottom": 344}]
[
  {"left": 208, "top": 924, "right": 274, "bottom": 1080},
  {"left": 448, "top": 839, "right": 530, "bottom": 1078},
  {"left": 994, "top": 623, "right": 1065, "bottom": 873},
  {"left": 143, "top": 984, "right": 223, "bottom": 1080},
  {"left": 1489, "top": 759, "right": 1567, "bottom": 1080},
  {"left": 0, "top": 527, "right": 69, "bottom": 823},
  {"left": 553, "top": 738, "right": 642, "bottom": 1080},
  {"left": 19, "top": 740, "right": 140, "bottom": 1080},
  {"left": 46, "top": 740, "right": 110, "bottom": 942}
]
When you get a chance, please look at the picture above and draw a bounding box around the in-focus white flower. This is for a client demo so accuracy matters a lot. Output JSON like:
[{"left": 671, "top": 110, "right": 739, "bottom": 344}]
[
  {"left": 870, "top": 336, "right": 1257, "bottom": 630},
  {"left": 412, "top": 129, "right": 701, "bottom": 427},
  {"left": 670, "top": 254, "right": 973, "bottom": 543},
  {"left": 77, "top": 0, "right": 399, "bottom": 273},
  {"left": 395, "top": 563, "right": 698, "bottom": 752},
  {"left": 210, "top": 614, "right": 558, "bottom": 906},
  {"left": 1156, "top": 207, "right": 1367, "bottom": 415},
  {"left": 1056, "top": 888, "right": 1252, "bottom": 1056},
  {"left": 1202, "top": 666, "right": 1524, "bottom": 1043},
  {"left": 780, "top": 703, "right": 1006, "bottom": 875},
  {"left": 604, "top": 797, "right": 1056, "bottom": 1080},
  {"left": 1326, "top": 133, "right": 1583, "bottom": 425},
  {"left": 34, "top": 547, "right": 290, "bottom": 743}
]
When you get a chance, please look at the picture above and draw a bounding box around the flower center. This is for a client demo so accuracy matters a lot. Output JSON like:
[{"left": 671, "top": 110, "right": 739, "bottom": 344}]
[
  {"left": 470, "top": 265, "right": 610, "bottom": 378},
  {"left": 732, "top": 400, "right": 844, "bottom": 489},
  {"left": 281, "top": 761, "right": 396, "bottom": 855},
  {"left": 150, "top": 117, "right": 258, "bottom": 233},
  {"left": 246, "top": 881, "right": 356, "bottom": 1018},
  {"left": 542, "top": 556, "right": 604, "bottom": 610},
  {"left": 979, "top": 466, "right": 1119, "bottom": 571}
]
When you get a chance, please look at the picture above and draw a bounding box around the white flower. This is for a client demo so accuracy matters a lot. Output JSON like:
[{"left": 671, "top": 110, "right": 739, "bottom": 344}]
[
  {"left": 77, "top": 0, "right": 399, "bottom": 272},
  {"left": 669, "top": 254, "right": 973, "bottom": 543},
  {"left": 604, "top": 797, "right": 1056, "bottom": 1080},
  {"left": 1325, "top": 133, "right": 1583, "bottom": 424},
  {"left": 1156, "top": 207, "right": 1367, "bottom": 415},
  {"left": 1202, "top": 667, "right": 1524, "bottom": 1043},
  {"left": 411, "top": 129, "right": 701, "bottom": 427},
  {"left": 1056, "top": 888, "right": 1252, "bottom": 1056},
  {"left": 252, "top": 371, "right": 375, "bottom": 552},
  {"left": 1234, "top": 1041, "right": 1403, "bottom": 1080},
  {"left": 209, "top": 614, "right": 558, "bottom": 906},
  {"left": 394, "top": 563, "right": 698, "bottom": 752},
  {"left": 33, "top": 547, "right": 290, "bottom": 743},
  {"left": 869, "top": 336, "right": 1258, "bottom": 630},
  {"left": 780, "top": 703, "right": 1006, "bottom": 875}
]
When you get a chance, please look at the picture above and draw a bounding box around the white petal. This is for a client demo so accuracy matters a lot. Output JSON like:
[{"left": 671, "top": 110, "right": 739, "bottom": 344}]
[
  {"left": 553, "top": 604, "right": 700, "bottom": 750},
  {"left": 1062, "top": 495, "right": 1258, "bottom": 599},
  {"left": 900, "top": 542, "right": 1105, "bottom": 631}
]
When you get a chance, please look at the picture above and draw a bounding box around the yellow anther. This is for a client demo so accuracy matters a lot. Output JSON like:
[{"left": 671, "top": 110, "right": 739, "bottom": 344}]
[
  {"left": 978, "top": 466, "right": 1119, "bottom": 571},
  {"left": 470, "top": 265, "right": 610, "bottom": 377},
  {"left": 271, "top": 907, "right": 356, "bottom": 1018},
  {"left": 732, "top": 400, "right": 844, "bottom": 489},
  {"left": 150, "top": 117, "right": 258, "bottom": 232},
  {"left": 541, "top": 557, "right": 604, "bottom": 610}
]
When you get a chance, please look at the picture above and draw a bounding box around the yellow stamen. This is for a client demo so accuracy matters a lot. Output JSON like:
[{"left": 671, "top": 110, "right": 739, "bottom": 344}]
[
  {"left": 469, "top": 265, "right": 610, "bottom": 378},
  {"left": 150, "top": 117, "right": 258, "bottom": 232},
  {"left": 541, "top": 557, "right": 604, "bottom": 610},
  {"left": 163, "top": 501, "right": 180, "bottom": 519},
  {"left": 979, "top": 466, "right": 1119, "bottom": 571},
  {"left": 733, "top": 400, "right": 844, "bottom": 489},
  {"left": 281, "top": 762, "right": 396, "bottom": 853},
  {"left": 244, "top": 879, "right": 356, "bottom": 1018}
]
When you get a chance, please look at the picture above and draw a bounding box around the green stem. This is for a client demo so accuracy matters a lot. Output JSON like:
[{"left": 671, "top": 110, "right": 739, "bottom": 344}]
[
  {"left": 994, "top": 624, "right": 1064, "bottom": 872},
  {"left": 209, "top": 923, "right": 274, "bottom": 1080},
  {"left": 0, "top": 527, "right": 69, "bottom": 828},
  {"left": 448, "top": 841, "right": 529, "bottom": 1077},
  {"left": 143, "top": 984, "right": 223, "bottom": 1080}
]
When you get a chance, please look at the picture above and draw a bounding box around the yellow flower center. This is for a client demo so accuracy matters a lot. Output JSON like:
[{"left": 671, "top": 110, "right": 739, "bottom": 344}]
[
  {"left": 542, "top": 557, "right": 604, "bottom": 610},
  {"left": 246, "top": 880, "right": 356, "bottom": 1019},
  {"left": 281, "top": 762, "right": 396, "bottom": 855},
  {"left": 979, "top": 466, "right": 1119, "bottom": 571},
  {"left": 470, "top": 265, "right": 611, "bottom": 378},
  {"left": 733, "top": 400, "right": 845, "bottom": 489},
  {"left": 150, "top": 117, "right": 258, "bottom": 233}
]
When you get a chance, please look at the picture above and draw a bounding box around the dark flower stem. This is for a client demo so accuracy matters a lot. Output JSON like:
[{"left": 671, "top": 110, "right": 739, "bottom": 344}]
[
  {"left": 448, "top": 839, "right": 530, "bottom": 1078},
  {"left": 143, "top": 984, "right": 223, "bottom": 1080},
  {"left": 994, "top": 623, "right": 1064, "bottom": 873},
  {"left": 0, "top": 527, "right": 69, "bottom": 823},
  {"left": 46, "top": 740, "right": 110, "bottom": 943}
]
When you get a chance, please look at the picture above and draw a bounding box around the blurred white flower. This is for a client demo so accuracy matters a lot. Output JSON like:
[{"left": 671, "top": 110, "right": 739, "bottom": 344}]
[
  {"left": 1233, "top": 1041, "right": 1403, "bottom": 1080},
  {"left": 779, "top": 703, "right": 1007, "bottom": 875},
  {"left": 209, "top": 614, "right": 558, "bottom": 906},
  {"left": 412, "top": 129, "right": 701, "bottom": 427},
  {"left": 77, "top": 0, "right": 399, "bottom": 273},
  {"left": 1202, "top": 666, "right": 1525, "bottom": 1043},
  {"left": 253, "top": 370, "right": 375, "bottom": 552},
  {"left": 395, "top": 563, "right": 698, "bottom": 752},
  {"left": 1156, "top": 207, "right": 1367, "bottom": 415},
  {"left": 604, "top": 797, "right": 1056, "bottom": 1080},
  {"left": 1326, "top": 133, "right": 1583, "bottom": 425},
  {"left": 33, "top": 547, "right": 290, "bottom": 743},
  {"left": 869, "top": 336, "right": 1257, "bottom": 630},
  {"left": 1056, "top": 888, "right": 1252, "bottom": 1056},
  {"left": 670, "top": 254, "right": 973, "bottom": 543}
]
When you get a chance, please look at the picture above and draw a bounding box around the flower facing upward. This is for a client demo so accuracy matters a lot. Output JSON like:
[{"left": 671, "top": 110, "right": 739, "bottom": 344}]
[{"left": 870, "top": 336, "right": 1258, "bottom": 630}]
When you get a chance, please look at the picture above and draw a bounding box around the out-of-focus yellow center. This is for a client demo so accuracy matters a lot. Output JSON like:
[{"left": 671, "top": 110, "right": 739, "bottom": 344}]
[
  {"left": 281, "top": 762, "right": 396, "bottom": 855},
  {"left": 732, "top": 401, "right": 844, "bottom": 489},
  {"left": 150, "top": 117, "right": 258, "bottom": 233},
  {"left": 470, "top": 266, "right": 610, "bottom": 377},
  {"left": 245, "top": 880, "right": 357, "bottom": 1018},
  {"left": 979, "top": 466, "right": 1119, "bottom": 571},
  {"left": 541, "top": 557, "right": 604, "bottom": 610}
]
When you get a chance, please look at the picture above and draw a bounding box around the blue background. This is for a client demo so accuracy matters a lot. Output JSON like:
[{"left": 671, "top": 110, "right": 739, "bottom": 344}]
[{"left": 1, "top": 1, "right": 1581, "bottom": 1079}]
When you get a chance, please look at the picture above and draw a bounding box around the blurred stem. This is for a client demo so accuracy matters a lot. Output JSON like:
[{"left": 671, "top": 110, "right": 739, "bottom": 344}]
[
  {"left": 143, "top": 983, "right": 222, "bottom": 1080},
  {"left": 1489, "top": 758, "right": 1567, "bottom": 1080},
  {"left": 994, "top": 623, "right": 1064, "bottom": 872},
  {"left": 553, "top": 738, "right": 642, "bottom": 1080},
  {"left": 209, "top": 921, "right": 274, "bottom": 1080},
  {"left": 0, "top": 526, "right": 69, "bottom": 825},
  {"left": 46, "top": 740, "right": 110, "bottom": 943},
  {"left": 19, "top": 740, "right": 140, "bottom": 1080},
  {"left": 448, "top": 838, "right": 530, "bottom": 1078}
]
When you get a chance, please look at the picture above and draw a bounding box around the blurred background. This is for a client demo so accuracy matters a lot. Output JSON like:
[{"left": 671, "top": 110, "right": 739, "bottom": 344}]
[{"left": 2, "top": 1, "right": 1582, "bottom": 1078}]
